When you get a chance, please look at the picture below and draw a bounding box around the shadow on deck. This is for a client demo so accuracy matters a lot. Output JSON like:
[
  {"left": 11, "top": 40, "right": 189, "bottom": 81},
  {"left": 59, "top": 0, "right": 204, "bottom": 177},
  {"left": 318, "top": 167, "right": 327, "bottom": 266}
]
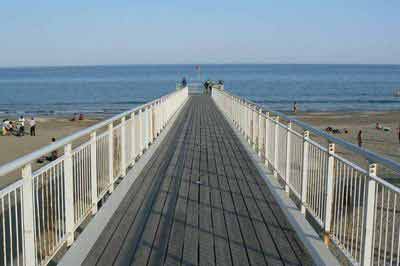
[{"left": 61, "top": 96, "right": 315, "bottom": 266}]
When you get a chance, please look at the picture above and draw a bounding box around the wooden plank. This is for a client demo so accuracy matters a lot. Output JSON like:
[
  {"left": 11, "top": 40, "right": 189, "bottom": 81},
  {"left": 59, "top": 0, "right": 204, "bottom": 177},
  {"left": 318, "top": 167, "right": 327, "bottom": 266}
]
[{"left": 81, "top": 96, "right": 313, "bottom": 266}]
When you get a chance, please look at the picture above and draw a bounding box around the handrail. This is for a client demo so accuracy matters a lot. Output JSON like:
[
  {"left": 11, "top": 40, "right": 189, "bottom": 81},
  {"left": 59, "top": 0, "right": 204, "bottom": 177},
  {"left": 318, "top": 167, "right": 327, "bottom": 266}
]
[
  {"left": 211, "top": 87, "right": 400, "bottom": 265},
  {"left": 0, "top": 88, "right": 187, "bottom": 177},
  {"left": 219, "top": 89, "right": 400, "bottom": 174},
  {"left": 0, "top": 87, "right": 188, "bottom": 266}
]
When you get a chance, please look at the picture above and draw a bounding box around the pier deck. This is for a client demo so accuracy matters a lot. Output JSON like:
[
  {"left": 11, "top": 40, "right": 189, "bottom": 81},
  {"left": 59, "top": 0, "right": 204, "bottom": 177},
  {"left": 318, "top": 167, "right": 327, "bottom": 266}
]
[{"left": 80, "top": 96, "right": 312, "bottom": 265}]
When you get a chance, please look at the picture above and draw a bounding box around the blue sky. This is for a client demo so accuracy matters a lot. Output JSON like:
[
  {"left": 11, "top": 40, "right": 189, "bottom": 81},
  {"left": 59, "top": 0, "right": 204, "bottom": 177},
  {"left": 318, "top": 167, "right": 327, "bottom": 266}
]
[{"left": 1, "top": 1, "right": 399, "bottom": 66}]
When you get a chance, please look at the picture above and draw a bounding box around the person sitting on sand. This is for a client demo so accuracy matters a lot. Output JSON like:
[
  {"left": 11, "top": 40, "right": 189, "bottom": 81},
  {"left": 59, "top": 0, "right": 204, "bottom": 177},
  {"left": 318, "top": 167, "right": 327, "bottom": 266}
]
[
  {"left": 1, "top": 119, "right": 9, "bottom": 135},
  {"left": 357, "top": 130, "right": 363, "bottom": 147},
  {"left": 49, "top": 138, "right": 58, "bottom": 161},
  {"left": 7, "top": 121, "right": 15, "bottom": 134},
  {"left": 376, "top": 122, "right": 383, "bottom": 130},
  {"left": 37, "top": 137, "right": 58, "bottom": 163},
  {"left": 70, "top": 113, "right": 78, "bottom": 121}
]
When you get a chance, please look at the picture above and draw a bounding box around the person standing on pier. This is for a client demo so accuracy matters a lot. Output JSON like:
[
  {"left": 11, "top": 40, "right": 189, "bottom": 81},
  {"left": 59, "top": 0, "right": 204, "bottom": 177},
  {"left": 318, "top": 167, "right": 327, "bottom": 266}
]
[
  {"left": 181, "top": 77, "right": 187, "bottom": 88},
  {"left": 357, "top": 130, "right": 363, "bottom": 147}
]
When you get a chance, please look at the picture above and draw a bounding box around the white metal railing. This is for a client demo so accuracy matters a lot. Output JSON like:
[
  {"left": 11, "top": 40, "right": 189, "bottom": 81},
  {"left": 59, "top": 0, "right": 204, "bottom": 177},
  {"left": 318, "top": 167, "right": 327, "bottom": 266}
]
[
  {"left": 212, "top": 87, "right": 400, "bottom": 266},
  {"left": 0, "top": 87, "right": 188, "bottom": 266}
]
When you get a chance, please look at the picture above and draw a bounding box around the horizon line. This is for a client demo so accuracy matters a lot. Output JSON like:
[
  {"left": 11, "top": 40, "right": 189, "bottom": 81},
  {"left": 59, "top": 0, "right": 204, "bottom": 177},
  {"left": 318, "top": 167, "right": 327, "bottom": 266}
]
[{"left": 1, "top": 62, "right": 400, "bottom": 70}]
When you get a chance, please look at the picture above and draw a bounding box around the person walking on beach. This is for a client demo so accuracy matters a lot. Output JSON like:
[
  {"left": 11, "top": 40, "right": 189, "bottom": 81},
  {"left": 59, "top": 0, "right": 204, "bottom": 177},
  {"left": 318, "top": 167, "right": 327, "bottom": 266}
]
[
  {"left": 29, "top": 117, "right": 36, "bottom": 136},
  {"left": 397, "top": 126, "right": 400, "bottom": 144},
  {"left": 357, "top": 130, "right": 363, "bottom": 147},
  {"left": 18, "top": 116, "right": 25, "bottom": 136},
  {"left": 293, "top": 101, "right": 298, "bottom": 113}
]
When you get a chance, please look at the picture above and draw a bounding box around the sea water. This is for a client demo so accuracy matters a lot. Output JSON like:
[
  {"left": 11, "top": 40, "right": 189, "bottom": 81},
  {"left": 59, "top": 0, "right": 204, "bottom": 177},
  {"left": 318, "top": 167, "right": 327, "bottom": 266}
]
[{"left": 0, "top": 64, "right": 399, "bottom": 117}]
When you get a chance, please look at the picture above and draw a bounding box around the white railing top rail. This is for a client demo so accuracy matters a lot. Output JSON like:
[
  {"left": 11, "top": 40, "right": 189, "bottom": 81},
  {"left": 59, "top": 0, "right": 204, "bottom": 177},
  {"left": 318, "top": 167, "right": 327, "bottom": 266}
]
[
  {"left": 216, "top": 88, "right": 400, "bottom": 175},
  {"left": 0, "top": 87, "right": 187, "bottom": 177}
]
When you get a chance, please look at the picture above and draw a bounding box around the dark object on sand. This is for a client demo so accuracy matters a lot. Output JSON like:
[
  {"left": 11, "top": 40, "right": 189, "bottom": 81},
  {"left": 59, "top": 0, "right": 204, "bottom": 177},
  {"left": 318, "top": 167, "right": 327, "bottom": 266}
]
[{"left": 325, "top": 126, "right": 348, "bottom": 134}]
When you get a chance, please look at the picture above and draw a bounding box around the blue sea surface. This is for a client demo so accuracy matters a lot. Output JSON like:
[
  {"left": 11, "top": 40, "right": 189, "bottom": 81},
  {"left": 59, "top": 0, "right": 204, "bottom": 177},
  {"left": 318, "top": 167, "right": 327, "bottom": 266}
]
[{"left": 0, "top": 64, "right": 399, "bottom": 117}]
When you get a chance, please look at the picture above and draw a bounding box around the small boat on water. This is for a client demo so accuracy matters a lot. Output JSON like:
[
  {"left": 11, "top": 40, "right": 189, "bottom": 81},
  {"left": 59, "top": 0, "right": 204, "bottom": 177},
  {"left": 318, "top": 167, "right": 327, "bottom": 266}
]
[{"left": 394, "top": 89, "right": 400, "bottom": 97}]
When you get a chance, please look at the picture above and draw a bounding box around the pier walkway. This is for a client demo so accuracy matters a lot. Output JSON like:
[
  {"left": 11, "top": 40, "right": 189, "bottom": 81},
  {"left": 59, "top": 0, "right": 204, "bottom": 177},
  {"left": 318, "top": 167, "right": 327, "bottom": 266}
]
[
  {"left": 5, "top": 86, "right": 399, "bottom": 265},
  {"left": 67, "top": 96, "right": 312, "bottom": 265}
]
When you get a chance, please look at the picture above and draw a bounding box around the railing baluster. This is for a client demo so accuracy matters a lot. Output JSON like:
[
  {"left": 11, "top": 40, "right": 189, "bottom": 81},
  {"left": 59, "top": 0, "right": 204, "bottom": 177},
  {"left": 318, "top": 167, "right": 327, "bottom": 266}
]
[
  {"left": 324, "top": 143, "right": 335, "bottom": 244},
  {"left": 149, "top": 104, "right": 154, "bottom": 143},
  {"left": 120, "top": 117, "right": 126, "bottom": 177},
  {"left": 301, "top": 130, "right": 310, "bottom": 214},
  {"left": 108, "top": 124, "right": 114, "bottom": 192},
  {"left": 90, "top": 132, "right": 98, "bottom": 214},
  {"left": 22, "top": 163, "right": 36, "bottom": 266},
  {"left": 285, "top": 122, "right": 292, "bottom": 193},
  {"left": 258, "top": 109, "right": 263, "bottom": 157},
  {"left": 274, "top": 116, "right": 280, "bottom": 178},
  {"left": 64, "top": 144, "right": 75, "bottom": 246},
  {"left": 252, "top": 107, "right": 256, "bottom": 150},
  {"left": 362, "top": 163, "right": 377, "bottom": 266},
  {"left": 264, "top": 112, "right": 270, "bottom": 166},
  {"left": 130, "top": 112, "right": 136, "bottom": 166},
  {"left": 139, "top": 109, "right": 143, "bottom": 156}
]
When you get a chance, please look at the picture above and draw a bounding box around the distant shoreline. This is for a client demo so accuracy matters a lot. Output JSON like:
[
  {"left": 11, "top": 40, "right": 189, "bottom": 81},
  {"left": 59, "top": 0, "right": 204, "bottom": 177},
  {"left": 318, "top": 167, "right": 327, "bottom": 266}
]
[
  {"left": 2, "top": 109, "right": 400, "bottom": 120},
  {"left": 1, "top": 63, "right": 400, "bottom": 69}
]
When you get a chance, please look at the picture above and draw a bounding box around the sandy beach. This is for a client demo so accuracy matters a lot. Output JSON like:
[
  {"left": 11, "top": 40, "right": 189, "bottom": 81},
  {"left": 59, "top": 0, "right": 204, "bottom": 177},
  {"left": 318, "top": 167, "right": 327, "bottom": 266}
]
[
  {"left": 0, "top": 111, "right": 399, "bottom": 187},
  {"left": 294, "top": 111, "right": 400, "bottom": 163},
  {"left": 0, "top": 117, "right": 101, "bottom": 187}
]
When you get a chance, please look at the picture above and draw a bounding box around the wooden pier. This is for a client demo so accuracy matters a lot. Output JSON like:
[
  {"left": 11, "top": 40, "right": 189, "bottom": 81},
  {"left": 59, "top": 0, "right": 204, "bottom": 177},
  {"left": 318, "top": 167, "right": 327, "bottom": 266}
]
[
  {"left": 64, "top": 96, "right": 313, "bottom": 265},
  {"left": 7, "top": 85, "right": 400, "bottom": 265}
]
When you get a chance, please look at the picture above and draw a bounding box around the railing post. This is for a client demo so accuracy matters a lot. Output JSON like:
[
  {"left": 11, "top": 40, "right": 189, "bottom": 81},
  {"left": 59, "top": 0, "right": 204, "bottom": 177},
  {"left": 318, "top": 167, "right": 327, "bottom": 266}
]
[
  {"left": 90, "top": 132, "right": 98, "bottom": 214},
  {"left": 285, "top": 122, "right": 292, "bottom": 193},
  {"left": 301, "top": 130, "right": 310, "bottom": 214},
  {"left": 362, "top": 163, "right": 377, "bottom": 266},
  {"left": 248, "top": 104, "right": 252, "bottom": 144},
  {"left": 155, "top": 101, "right": 160, "bottom": 136},
  {"left": 130, "top": 112, "right": 136, "bottom": 166},
  {"left": 108, "top": 124, "right": 114, "bottom": 193},
  {"left": 232, "top": 96, "right": 237, "bottom": 127},
  {"left": 258, "top": 109, "right": 263, "bottom": 157},
  {"left": 241, "top": 100, "right": 244, "bottom": 134},
  {"left": 232, "top": 96, "right": 234, "bottom": 119},
  {"left": 264, "top": 112, "right": 270, "bottom": 166},
  {"left": 149, "top": 105, "right": 154, "bottom": 144},
  {"left": 22, "top": 163, "right": 36, "bottom": 266},
  {"left": 64, "top": 144, "right": 75, "bottom": 245},
  {"left": 252, "top": 107, "right": 258, "bottom": 150},
  {"left": 251, "top": 106, "right": 255, "bottom": 147},
  {"left": 162, "top": 99, "right": 166, "bottom": 128},
  {"left": 273, "top": 116, "right": 280, "bottom": 178},
  {"left": 241, "top": 100, "right": 244, "bottom": 133},
  {"left": 120, "top": 117, "right": 126, "bottom": 176},
  {"left": 138, "top": 109, "right": 143, "bottom": 156},
  {"left": 324, "top": 143, "right": 335, "bottom": 244},
  {"left": 145, "top": 106, "right": 149, "bottom": 149}
]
